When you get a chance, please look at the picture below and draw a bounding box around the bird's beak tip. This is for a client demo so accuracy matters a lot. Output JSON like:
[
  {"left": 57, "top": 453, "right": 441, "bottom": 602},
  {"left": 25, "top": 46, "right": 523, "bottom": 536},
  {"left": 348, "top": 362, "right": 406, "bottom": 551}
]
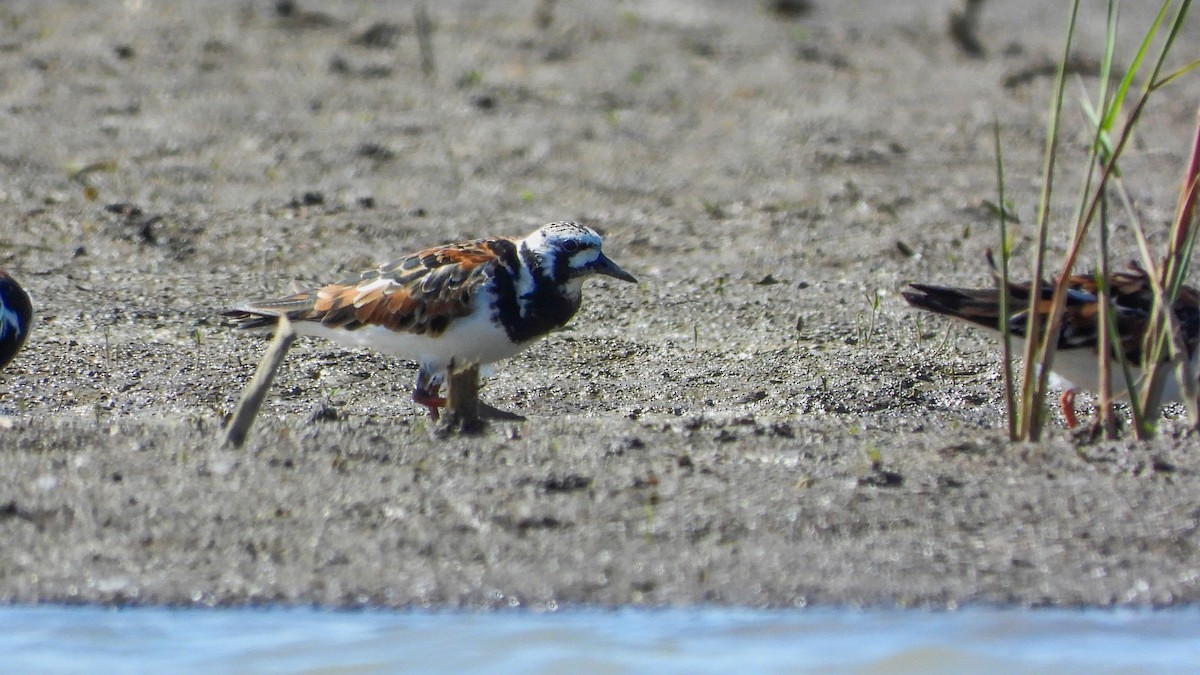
[{"left": 595, "top": 254, "right": 637, "bottom": 283}]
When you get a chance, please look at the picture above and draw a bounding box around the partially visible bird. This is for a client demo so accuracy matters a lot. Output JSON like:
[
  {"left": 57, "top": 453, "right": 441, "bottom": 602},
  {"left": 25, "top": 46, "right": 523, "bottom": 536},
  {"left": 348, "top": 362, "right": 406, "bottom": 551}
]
[
  {"left": 0, "top": 269, "right": 32, "bottom": 371},
  {"left": 902, "top": 260, "right": 1200, "bottom": 428},
  {"left": 225, "top": 221, "right": 637, "bottom": 419}
]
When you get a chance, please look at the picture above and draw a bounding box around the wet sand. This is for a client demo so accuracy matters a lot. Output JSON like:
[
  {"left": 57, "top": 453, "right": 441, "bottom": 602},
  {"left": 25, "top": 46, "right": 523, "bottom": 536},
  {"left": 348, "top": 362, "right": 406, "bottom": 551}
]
[{"left": 1, "top": 0, "right": 1199, "bottom": 608}]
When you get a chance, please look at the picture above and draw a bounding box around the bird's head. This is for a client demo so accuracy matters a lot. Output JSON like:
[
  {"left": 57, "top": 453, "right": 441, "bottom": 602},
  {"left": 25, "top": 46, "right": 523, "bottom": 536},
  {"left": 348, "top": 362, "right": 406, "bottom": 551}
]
[{"left": 522, "top": 221, "right": 637, "bottom": 286}]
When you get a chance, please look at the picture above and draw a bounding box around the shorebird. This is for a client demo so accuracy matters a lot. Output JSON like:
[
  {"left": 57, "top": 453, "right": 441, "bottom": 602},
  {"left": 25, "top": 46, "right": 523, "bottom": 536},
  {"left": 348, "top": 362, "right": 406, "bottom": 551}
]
[
  {"left": 903, "top": 261, "right": 1200, "bottom": 428},
  {"left": 226, "top": 221, "right": 637, "bottom": 419},
  {"left": 0, "top": 269, "right": 32, "bottom": 371}
]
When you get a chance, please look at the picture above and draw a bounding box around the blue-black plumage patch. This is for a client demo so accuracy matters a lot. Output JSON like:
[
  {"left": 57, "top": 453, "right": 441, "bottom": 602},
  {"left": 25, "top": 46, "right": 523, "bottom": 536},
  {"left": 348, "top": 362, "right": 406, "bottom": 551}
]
[{"left": 0, "top": 270, "right": 32, "bottom": 370}]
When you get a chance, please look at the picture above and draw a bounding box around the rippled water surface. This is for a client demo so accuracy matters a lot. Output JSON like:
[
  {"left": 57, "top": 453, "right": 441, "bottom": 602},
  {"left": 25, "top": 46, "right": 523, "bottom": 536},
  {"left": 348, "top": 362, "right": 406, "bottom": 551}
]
[{"left": 4, "top": 605, "right": 1199, "bottom": 673}]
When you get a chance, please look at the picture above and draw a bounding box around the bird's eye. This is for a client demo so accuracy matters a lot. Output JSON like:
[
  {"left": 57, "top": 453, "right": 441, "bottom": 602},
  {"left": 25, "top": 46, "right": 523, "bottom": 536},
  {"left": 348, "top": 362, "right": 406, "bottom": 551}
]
[{"left": 562, "top": 240, "right": 579, "bottom": 253}]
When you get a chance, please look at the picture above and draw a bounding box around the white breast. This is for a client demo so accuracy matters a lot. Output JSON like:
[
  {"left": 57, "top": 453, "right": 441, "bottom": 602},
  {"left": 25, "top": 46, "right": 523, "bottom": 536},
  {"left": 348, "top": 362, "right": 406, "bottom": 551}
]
[
  {"left": 1012, "top": 337, "right": 1191, "bottom": 402},
  {"left": 291, "top": 288, "right": 527, "bottom": 375}
]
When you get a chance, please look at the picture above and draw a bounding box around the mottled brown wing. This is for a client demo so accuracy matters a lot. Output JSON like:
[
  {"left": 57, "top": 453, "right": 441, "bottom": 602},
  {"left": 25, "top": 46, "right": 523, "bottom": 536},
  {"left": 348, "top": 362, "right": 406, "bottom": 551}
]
[
  {"left": 1168, "top": 284, "right": 1200, "bottom": 361},
  {"left": 228, "top": 238, "right": 515, "bottom": 337},
  {"left": 310, "top": 240, "right": 511, "bottom": 336},
  {"left": 1059, "top": 266, "right": 1200, "bottom": 362},
  {"left": 1060, "top": 265, "right": 1158, "bottom": 306}
]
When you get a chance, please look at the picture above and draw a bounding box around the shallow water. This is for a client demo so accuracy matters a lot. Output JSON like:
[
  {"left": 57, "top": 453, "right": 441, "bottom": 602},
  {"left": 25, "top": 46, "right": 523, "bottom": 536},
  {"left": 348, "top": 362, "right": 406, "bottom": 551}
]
[{"left": 4, "top": 605, "right": 1199, "bottom": 673}]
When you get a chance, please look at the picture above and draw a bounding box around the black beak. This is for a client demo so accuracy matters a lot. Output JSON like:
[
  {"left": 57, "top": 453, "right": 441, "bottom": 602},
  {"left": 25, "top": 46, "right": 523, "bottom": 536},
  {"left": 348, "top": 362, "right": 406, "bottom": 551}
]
[{"left": 592, "top": 253, "right": 637, "bottom": 283}]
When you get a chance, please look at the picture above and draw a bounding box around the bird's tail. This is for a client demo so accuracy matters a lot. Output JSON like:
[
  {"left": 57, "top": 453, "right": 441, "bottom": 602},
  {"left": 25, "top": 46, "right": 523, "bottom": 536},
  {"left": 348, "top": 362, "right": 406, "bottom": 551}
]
[
  {"left": 223, "top": 292, "right": 321, "bottom": 331},
  {"left": 901, "top": 284, "right": 1010, "bottom": 333}
]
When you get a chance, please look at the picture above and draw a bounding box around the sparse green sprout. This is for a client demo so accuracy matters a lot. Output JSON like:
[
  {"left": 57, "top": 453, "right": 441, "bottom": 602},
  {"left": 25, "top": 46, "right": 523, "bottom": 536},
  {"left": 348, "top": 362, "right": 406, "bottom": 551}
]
[
  {"left": 191, "top": 327, "right": 204, "bottom": 368},
  {"left": 856, "top": 289, "right": 883, "bottom": 344},
  {"left": 937, "top": 323, "right": 954, "bottom": 353},
  {"left": 457, "top": 69, "right": 483, "bottom": 88},
  {"left": 864, "top": 444, "right": 882, "bottom": 471},
  {"left": 982, "top": 198, "right": 1021, "bottom": 224},
  {"left": 643, "top": 500, "right": 655, "bottom": 540},
  {"left": 66, "top": 159, "right": 117, "bottom": 182}
]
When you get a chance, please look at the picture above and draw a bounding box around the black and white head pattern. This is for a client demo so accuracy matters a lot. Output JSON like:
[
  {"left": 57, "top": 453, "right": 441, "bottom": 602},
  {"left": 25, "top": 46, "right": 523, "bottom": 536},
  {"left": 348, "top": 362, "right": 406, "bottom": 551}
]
[{"left": 521, "top": 222, "right": 608, "bottom": 284}]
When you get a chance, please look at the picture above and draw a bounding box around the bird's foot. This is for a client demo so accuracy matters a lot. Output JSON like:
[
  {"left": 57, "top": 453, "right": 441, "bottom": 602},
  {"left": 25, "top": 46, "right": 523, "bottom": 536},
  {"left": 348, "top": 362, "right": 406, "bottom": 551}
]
[
  {"left": 1060, "top": 389, "right": 1079, "bottom": 429},
  {"left": 412, "top": 387, "right": 446, "bottom": 421},
  {"left": 432, "top": 363, "right": 525, "bottom": 436},
  {"left": 477, "top": 400, "right": 525, "bottom": 421}
]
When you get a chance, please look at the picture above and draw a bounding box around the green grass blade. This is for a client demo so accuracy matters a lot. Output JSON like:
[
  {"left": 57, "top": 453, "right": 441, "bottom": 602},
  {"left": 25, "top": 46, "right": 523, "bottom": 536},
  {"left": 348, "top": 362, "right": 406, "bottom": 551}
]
[
  {"left": 993, "top": 121, "right": 1018, "bottom": 440},
  {"left": 1100, "top": 1, "right": 1169, "bottom": 132},
  {"left": 1021, "top": 0, "right": 1081, "bottom": 440},
  {"left": 1154, "top": 58, "right": 1200, "bottom": 90}
]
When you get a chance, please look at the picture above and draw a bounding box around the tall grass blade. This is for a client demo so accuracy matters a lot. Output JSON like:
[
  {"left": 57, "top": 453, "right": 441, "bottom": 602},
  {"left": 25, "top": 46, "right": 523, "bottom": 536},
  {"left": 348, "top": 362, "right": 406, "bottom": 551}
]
[
  {"left": 1033, "top": 0, "right": 1198, "bottom": 439},
  {"left": 1159, "top": 107, "right": 1200, "bottom": 427},
  {"left": 1091, "top": 1, "right": 1119, "bottom": 438},
  {"left": 1153, "top": 59, "right": 1200, "bottom": 90},
  {"left": 1100, "top": 1, "right": 1169, "bottom": 133},
  {"left": 993, "top": 121, "right": 1018, "bottom": 440},
  {"left": 1018, "top": 0, "right": 1081, "bottom": 440}
]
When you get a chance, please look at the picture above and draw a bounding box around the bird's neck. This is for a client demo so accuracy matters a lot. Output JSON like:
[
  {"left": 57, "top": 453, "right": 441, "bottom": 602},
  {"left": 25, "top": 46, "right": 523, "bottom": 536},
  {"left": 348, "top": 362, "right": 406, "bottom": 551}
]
[{"left": 491, "top": 245, "right": 582, "bottom": 343}]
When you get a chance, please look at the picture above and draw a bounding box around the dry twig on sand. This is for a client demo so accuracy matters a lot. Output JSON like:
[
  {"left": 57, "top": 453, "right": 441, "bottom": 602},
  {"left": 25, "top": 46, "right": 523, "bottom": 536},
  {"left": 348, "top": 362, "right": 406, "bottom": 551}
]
[{"left": 224, "top": 316, "right": 296, "bottom": 448}]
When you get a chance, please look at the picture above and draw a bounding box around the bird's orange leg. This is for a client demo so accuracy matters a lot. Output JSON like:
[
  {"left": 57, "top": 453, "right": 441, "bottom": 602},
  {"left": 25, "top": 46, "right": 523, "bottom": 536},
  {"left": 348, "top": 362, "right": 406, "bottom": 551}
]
[
  {"left": 413, "top": 383, "right": 446, "bottom": 421},
  {"left": 1060, "top": 389, "right": 1079, "bottom": 429}
]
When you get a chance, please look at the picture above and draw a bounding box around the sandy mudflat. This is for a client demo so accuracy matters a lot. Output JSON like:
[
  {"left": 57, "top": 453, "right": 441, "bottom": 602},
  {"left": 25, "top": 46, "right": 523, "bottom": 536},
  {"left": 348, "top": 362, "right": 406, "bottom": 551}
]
[{"left": 1, "top": 0, "right": 1199, "bottom": 608}]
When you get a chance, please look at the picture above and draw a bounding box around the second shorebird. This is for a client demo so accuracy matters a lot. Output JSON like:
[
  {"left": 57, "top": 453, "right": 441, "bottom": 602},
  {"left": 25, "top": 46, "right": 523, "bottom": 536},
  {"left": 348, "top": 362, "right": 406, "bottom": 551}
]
[
  {"left": 226, "top": 221, "right": 637, "bottom": 419},
  {"left": 903, "top": 261, "right": 1200, "bottom": 428}
]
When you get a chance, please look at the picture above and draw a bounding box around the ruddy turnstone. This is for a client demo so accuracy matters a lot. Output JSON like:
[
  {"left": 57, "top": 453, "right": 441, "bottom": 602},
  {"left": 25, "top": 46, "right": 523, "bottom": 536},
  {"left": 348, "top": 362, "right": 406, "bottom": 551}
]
[
  {"left": 0, "top": 269, "right": 32, "bottom": 371},
  {"left": 903, "top": 261, "right": 1200, "bottom": 428},
  {"left": 225, "top": 221, "right": 637, "bottom": 419}
]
